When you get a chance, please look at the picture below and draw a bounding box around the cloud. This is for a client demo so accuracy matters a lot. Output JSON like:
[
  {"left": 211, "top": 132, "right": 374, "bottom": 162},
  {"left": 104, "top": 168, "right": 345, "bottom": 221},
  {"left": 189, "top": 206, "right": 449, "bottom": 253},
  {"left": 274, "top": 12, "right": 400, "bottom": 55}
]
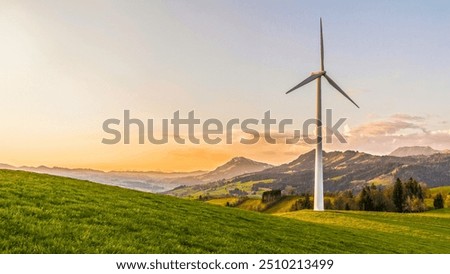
[
  {"left": 325, "top": 113, "right": 450, "bottom": 155},
  {"left": 350, "top": 120, "right": 426, "bottom": 137},
  {"left": 390, "top": 113, "right": 426, "bottom": 122},
  {"left": 430, "top": 129, "right": 450, "bottom": 135}
]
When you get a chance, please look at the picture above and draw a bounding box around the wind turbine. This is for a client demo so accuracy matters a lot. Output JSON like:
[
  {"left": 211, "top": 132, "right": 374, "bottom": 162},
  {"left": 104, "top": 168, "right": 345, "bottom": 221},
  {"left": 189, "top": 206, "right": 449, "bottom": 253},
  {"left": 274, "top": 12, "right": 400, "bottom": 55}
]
[{"left": 286, "top": 18, "right": 359, "bottom": 211}]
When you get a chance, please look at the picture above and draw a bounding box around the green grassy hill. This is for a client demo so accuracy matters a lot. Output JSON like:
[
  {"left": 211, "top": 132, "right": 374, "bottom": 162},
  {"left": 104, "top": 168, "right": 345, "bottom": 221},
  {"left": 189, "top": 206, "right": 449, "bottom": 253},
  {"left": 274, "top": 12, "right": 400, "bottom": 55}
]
[
  {"left": 430, "top": 186, "right": 450, "bottom": 196},
  {"left": 264, "top": 196, "right": 300, "bottom": 214},
  {"left": 169, "top": 179, "right": 273, "bottom": 198},
  {"left": 207, "top": 196, "right": 311, "bottom": 214},
  {"left": 204, "top": 197, "right": 241, "bottom": 207},
  {"left": 0, "top": 169, "right": 449, "bottom": 253}
]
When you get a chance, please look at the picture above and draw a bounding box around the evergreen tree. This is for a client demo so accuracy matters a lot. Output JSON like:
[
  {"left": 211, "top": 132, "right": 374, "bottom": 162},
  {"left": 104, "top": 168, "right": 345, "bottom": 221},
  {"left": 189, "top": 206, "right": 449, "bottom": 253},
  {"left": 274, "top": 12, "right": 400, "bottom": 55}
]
[
  {"left": 417, "top": 183, "right": 424, "bottom": 201},
  {"left": 434, "top": 193, "right": 444, "bottom": 209},
  {"left": 303, "top": 193, "right": 312, "bottom": 209},
  {"left": 358, "top": 187, "right": 367, "bottom": 210},
  {"left": 393, "top": 178, "right": 404, "bottom": 212},
  {"left": 345, "top": 203, "right": 350, "bottom": 210},
  {"left": 358, "top": 186, "right": 374, "bottom": 211},
  {"left": 405, "top": 178, "right": 415, "bottom": 198}
]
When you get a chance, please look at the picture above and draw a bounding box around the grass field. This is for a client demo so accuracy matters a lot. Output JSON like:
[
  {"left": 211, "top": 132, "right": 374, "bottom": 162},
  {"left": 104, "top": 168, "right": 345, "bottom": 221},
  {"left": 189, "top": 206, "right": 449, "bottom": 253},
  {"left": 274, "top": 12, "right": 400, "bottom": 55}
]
[
  {"left": 429, "top": 186, "right": 450, "bottom": 196},
  {"left": 235, "top": 198, "right": 266, "bottom": 211},
  {"left": 208, "top": 196, "right": 320, "bottom": 214},
  {"left": 278, "top": 209, "right": 450, "bottom": 253},
  {"left": 205, "top": 197, "right": 238, "bottom": 206},
  {"left": 1, "top": 169, "right": 449, "bottom": 253},
  {"left": 264, "top": 196, "right": 300, "bottom": 214},
  {"left": 170, "top": 179, "right": 273, "bottom": 198}
]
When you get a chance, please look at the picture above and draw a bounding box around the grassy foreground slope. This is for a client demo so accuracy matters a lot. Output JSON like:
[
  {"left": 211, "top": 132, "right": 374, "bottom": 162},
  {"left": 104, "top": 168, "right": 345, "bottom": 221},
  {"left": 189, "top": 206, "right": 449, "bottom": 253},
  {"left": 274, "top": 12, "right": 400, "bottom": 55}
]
[
  {"left": 0, "top": 170, "right": 449, "bottom": 254},
  {"left": 278, "top": 209, "right": 450, "bottom": 253}
]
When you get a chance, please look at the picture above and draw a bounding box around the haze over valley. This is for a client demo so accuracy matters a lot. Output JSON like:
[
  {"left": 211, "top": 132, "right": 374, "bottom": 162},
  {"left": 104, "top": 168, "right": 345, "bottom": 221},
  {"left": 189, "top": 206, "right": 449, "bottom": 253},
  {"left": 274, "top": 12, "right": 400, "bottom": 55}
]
[{"left": 2, "top": 146, "right": 449, "bottom": 195}]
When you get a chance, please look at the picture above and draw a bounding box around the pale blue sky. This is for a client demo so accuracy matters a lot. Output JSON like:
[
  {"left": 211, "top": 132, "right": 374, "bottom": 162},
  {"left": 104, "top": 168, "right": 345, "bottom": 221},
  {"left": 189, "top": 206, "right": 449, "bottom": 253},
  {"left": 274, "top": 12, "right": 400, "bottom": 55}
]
[{"left": 1, "top": 0, "right": 450, "bottom": 170}]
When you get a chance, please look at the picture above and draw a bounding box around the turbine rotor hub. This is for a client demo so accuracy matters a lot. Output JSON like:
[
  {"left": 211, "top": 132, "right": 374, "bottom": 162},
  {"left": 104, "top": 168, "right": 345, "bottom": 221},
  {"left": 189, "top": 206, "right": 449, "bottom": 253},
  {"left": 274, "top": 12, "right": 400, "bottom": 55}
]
[{"left": 311, "top": 71, "right": 326, "bottom": 76}]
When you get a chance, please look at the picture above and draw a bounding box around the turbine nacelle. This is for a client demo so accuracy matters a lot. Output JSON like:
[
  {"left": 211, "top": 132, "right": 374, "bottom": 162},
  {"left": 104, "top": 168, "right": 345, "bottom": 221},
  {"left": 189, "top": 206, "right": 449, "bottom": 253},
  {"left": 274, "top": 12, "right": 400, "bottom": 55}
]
[{"left": 311, "top": 71, "right": 326, "bottom": 76}]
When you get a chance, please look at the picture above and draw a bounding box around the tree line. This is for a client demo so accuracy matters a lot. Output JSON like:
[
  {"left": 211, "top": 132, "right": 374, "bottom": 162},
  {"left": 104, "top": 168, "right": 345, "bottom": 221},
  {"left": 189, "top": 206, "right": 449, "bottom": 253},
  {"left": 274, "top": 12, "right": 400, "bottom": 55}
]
[{"left": 291, "top": 178, "right": 447, "bottom": 212}]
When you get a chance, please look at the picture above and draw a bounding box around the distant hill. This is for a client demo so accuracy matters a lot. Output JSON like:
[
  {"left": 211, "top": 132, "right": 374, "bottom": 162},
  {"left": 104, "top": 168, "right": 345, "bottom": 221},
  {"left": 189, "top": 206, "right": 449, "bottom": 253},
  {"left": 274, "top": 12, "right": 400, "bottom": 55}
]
[
  {"left": 389, "top": 146, "right": 441, "bottom": 157},
  {"left": 0, "top": 164, "right": 206, "bottom": 193},
  {"left": 0, "top": 157, "right": 272, "bottom": 193},
  {"left": 0, "top": 163, "right": 14, "bottom": 169},
  {"left": 169, "top": 150, "right": 450, "bottom": 197},
  {"left": 162, "top": 157, "right": 273, "bottom": 186},
  {"left": 196, "top": 157, "right": 273, "bottom": 182}
]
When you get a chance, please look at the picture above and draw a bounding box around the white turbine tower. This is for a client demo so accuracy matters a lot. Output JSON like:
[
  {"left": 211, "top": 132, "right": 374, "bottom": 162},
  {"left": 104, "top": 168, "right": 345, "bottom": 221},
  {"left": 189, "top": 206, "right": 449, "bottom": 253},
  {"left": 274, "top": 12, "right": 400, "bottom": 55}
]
[{"left": 286, "top": 18, "right": 359, "bottom": 211}]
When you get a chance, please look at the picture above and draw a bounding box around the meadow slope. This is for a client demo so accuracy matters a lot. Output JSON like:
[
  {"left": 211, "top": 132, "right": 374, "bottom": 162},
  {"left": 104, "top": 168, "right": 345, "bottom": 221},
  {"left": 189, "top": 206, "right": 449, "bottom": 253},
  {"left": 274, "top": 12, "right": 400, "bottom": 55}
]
[{"left": 0, "top": 170, "right": 449, "bottom": 253}]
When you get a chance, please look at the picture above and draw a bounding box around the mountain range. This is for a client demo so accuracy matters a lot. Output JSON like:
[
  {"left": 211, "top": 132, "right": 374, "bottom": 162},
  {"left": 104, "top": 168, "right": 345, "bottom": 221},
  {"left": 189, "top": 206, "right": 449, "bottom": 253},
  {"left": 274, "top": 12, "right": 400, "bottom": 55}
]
[
  {"left": 0, "top": 157, "right": 271, "bottom": 193},
  {"left": 165, "top": 157, "right": 273, "bottom": 185},
  {"left": 389, "top": 146, "right": 444, "bottom": 157},
  {"left": 168, "top": 147, "right": 450, "bottom": 197},
  {"left": 0, "top": 164, "right": 204, "bottom": 193},
  {"left": 1, "top": 146, "right": 449, "bottom": 195}
]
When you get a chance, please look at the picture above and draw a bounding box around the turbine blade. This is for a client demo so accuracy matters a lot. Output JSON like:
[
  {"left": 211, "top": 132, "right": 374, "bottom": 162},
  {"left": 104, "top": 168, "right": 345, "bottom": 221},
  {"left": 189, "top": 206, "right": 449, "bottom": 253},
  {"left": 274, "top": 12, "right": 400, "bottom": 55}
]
[
  {"left": 320, "top": 18, "right": 324, "bottom": 71},
  {"left": 324, "top": 74, "right": 360, "bottom": 108},
  {"left": 286, "top": 73, "right": 322, "bottom": 94}
]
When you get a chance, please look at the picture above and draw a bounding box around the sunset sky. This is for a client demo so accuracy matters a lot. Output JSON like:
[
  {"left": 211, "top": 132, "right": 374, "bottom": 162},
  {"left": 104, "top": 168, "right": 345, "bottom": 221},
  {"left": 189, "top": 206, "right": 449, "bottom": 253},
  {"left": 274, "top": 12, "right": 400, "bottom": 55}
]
[{"left": 1, "top": 0, "right": 450, "bottom": 171}]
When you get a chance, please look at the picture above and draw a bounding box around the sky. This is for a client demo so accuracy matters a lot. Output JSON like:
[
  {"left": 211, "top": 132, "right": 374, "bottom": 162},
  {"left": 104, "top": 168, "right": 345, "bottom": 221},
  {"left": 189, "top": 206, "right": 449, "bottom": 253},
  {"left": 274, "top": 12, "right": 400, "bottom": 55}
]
[{"left": 1, "top": 0, "right": 450, "bottom": 171}]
